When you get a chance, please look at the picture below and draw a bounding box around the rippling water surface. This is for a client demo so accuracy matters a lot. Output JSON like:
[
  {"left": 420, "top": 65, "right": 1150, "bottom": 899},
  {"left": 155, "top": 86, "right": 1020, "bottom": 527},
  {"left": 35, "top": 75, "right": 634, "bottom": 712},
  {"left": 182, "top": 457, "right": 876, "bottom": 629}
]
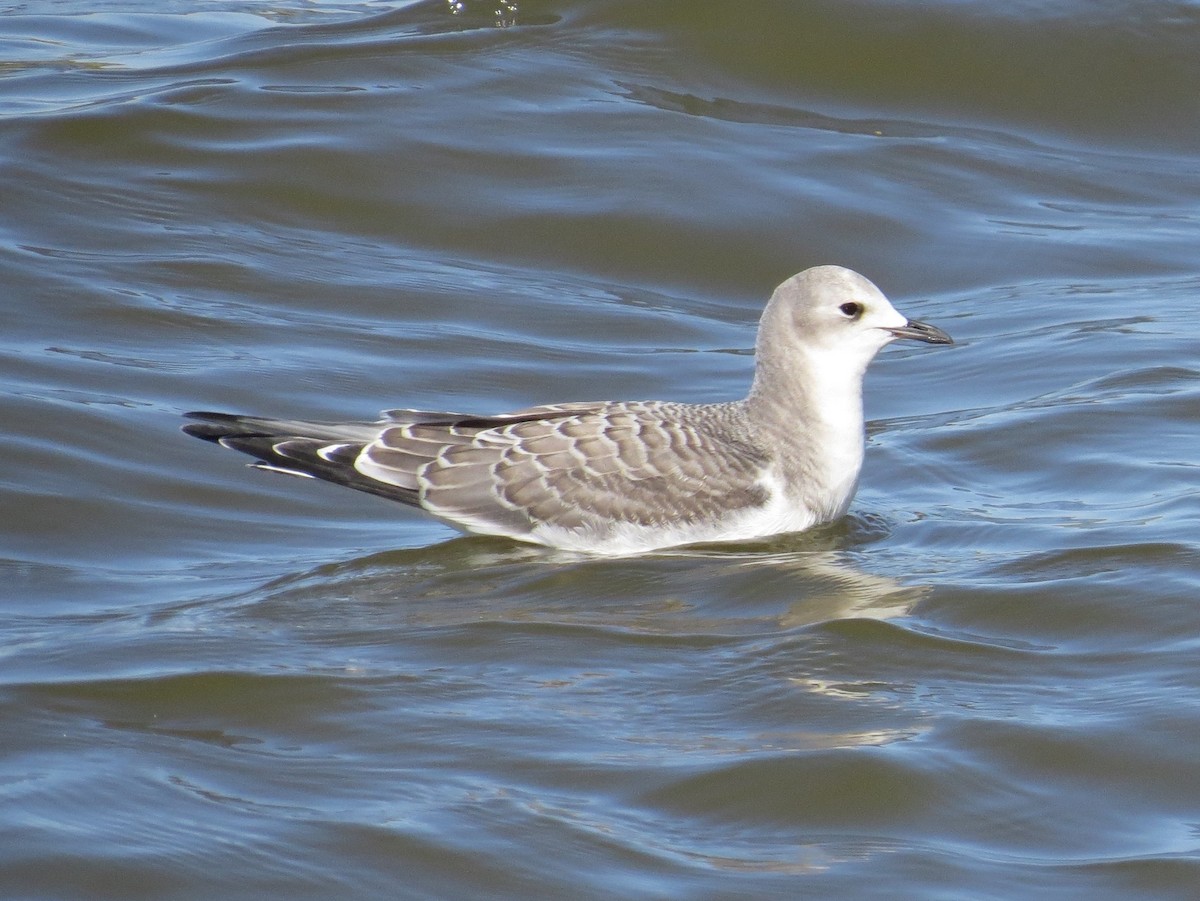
[{"left": 3, "top": 1, "right": 1200, "bottom": 898}]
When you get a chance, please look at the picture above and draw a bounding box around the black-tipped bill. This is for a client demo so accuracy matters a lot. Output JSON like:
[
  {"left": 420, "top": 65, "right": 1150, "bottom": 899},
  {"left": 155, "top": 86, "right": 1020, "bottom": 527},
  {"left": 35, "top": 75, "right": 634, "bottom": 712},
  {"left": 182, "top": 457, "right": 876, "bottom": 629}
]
[{"left": 886, "top": 319, "right": 954, "bottom": 345}]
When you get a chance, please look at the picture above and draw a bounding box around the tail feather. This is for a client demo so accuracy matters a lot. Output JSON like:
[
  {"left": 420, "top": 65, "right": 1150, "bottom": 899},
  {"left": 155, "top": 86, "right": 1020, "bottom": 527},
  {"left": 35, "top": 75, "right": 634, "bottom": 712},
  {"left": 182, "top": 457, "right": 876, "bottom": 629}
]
[{"left": 182, "top": 411, "right": 421, "bottom": 506}]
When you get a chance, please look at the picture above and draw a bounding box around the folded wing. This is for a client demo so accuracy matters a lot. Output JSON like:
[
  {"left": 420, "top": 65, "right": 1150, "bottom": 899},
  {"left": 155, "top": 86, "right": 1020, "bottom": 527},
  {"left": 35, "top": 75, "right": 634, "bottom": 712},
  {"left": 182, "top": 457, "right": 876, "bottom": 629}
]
[{"left": 358, "top": 402, "right": 772, "bottom": 540}]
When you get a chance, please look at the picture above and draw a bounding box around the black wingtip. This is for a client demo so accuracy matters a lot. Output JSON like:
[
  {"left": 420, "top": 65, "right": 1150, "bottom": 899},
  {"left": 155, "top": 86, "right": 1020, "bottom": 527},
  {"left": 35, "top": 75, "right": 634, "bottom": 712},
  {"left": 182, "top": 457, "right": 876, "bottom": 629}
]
[
  {"left": 181, "top": 411, "right": 254, "bottom": 442},
  {"left": 183, "top": 410, "right": 243, "bottom": 423}
]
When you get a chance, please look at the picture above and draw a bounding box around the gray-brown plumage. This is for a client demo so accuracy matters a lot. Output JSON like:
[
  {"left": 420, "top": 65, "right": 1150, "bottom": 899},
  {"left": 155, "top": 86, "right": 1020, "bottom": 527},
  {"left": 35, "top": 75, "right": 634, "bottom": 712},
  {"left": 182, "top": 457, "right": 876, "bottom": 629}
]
[{"left": 183, "top": 266, "right": 952, "bottom": 554}]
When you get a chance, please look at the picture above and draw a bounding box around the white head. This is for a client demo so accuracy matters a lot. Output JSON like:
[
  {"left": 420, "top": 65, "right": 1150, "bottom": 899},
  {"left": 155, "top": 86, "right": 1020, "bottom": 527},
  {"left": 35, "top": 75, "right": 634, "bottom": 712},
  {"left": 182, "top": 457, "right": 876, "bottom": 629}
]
[
  {"left": 755, "top": 265, "right": 950, "bottom": 373},
  {"left": 749, "top": 265, "right": 952, "bottom": 410}
]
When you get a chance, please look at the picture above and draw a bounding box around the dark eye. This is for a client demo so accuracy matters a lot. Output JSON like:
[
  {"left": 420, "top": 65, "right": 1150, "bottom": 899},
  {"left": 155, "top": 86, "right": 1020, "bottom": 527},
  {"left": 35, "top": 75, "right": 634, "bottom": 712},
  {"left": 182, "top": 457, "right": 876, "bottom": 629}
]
[{"left": 839, "top": 302, "right": 862, "bottom": 319}]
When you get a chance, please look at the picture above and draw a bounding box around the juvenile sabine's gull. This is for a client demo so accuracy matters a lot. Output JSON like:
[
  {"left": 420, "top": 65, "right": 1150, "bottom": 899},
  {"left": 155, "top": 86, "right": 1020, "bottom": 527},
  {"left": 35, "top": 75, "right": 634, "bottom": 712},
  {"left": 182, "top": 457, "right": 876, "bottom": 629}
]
[{"left": 183, "top": 265, "right": 952, "bottom": 555}]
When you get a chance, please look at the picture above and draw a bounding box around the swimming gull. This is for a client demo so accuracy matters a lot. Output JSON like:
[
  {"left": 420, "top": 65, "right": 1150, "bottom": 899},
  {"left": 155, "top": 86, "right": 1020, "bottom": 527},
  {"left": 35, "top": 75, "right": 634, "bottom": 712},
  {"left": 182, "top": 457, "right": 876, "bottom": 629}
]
[{"left": 183, "top": 265, "right": 952, "bottom": 554}]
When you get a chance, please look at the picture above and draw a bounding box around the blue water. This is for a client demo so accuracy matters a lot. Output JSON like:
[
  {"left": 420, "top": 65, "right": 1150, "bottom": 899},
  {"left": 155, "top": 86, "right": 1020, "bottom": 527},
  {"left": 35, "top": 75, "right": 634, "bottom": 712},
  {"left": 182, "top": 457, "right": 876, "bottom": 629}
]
[{"left": 2, "top": 1, "right": 1200, "bottom": 898}]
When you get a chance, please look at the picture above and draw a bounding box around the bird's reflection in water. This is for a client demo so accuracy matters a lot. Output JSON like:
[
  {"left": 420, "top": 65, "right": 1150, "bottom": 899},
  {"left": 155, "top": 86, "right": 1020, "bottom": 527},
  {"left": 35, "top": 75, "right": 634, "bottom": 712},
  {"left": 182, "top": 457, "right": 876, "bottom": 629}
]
[{"left": 213, "top": 515, "right": 926, "bottom": 637}]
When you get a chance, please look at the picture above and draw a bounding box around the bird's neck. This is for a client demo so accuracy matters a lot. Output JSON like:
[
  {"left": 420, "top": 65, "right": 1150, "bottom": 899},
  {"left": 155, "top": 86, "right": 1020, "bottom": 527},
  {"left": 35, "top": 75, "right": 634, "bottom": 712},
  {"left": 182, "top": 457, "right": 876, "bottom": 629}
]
[{"left": 746, "top": 347, "right": 868, "bottom": 510}]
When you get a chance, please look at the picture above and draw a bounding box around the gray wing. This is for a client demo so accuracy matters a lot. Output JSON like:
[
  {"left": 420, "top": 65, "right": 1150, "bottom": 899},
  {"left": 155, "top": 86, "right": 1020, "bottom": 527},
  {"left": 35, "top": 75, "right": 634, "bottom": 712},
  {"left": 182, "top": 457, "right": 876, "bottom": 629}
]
[
  {"left": 182, "top": 405, "right": 613, "bottom": 510},
  {"left": 357, "top": 402, "right": 773, "bottom": 539}
]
